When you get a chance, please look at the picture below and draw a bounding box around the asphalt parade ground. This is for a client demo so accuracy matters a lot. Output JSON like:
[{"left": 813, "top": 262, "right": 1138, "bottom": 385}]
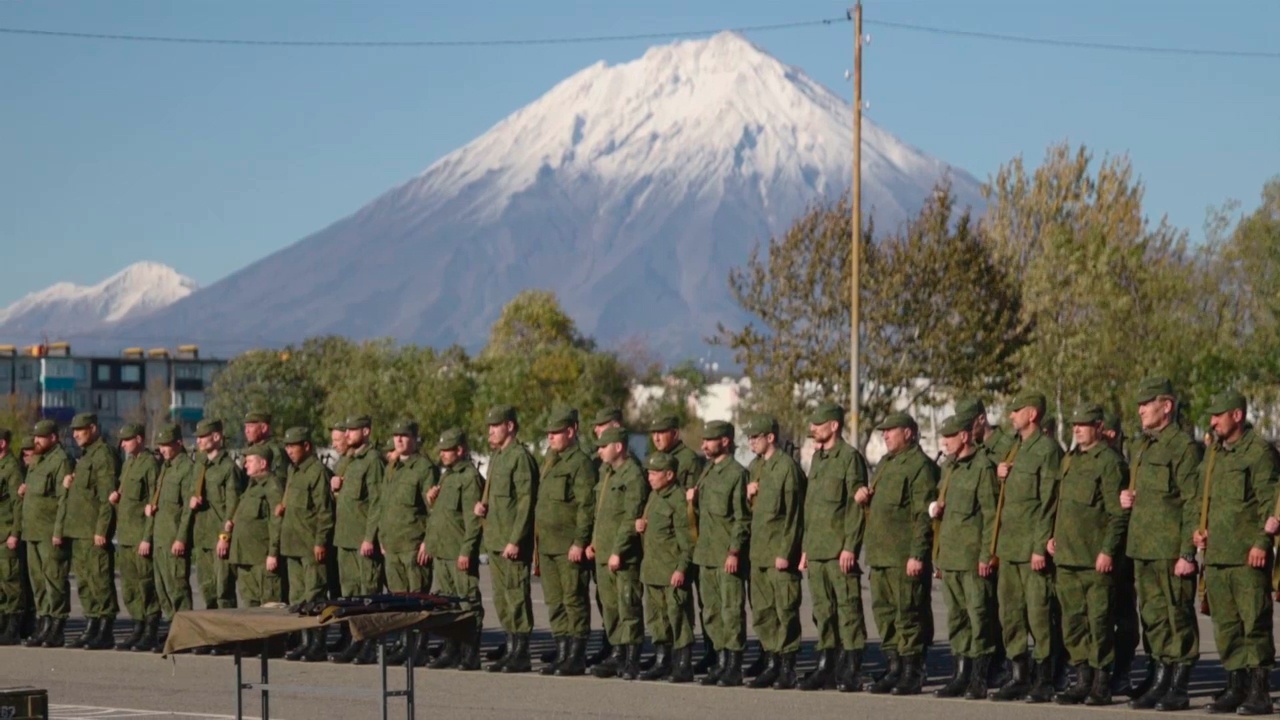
[{"left": 0, "top": 568, "right": 1260, "bottom": 720}]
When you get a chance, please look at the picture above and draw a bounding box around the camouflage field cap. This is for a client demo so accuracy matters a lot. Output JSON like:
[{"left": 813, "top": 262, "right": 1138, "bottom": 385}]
[
  {"left": 282, "top": 427, "right": 311, "bottom": 445},
  {"left": 939, "top": 414, "right": 968, "bottom": 437},
  {"left": 591, "top": 407, "right": 623, "bottom": 427},
  {"left": 648, "top": 415, "right": 680, "bottom": 433},
  {"left": 70, "top": 412, "right": 98, "bottom": 430},
  {"left": 154, "top": 424, "right": 181, "bottom": 445},
  {"left": 1135, "top": 377, "right": 1175, "bottom": 404},
  {"left": 1068, "top": 403, "right": 1105, "bottom": 425},
  {"left": 195, "top": 419, "right": 223, "bottom": 437},
  {"left": 1009, "top": 392, "right": 1047, "bottom": 415},
  {"left": 1206, "top": 390, "right": 1247, "bottom": 416},
  {"left": 875, "top": 412, "right": 915, "bottom": 431},
  {"left": 808, "top": 402, "right": 844, "bottom": 426},
  {"left": 117, "top": 424, "right": 144, "bottom": 441},
  {"left": 543, "top": 406, "right": 576, "bottom": 434},
  {"left": 647, "top": 451, "right": 678, "bottom": 473},
  {"left": 742, "top": 414, "right": 778, "bottom": 437},
  {"left": 244, "top": 409, "right": 273, "bottom": 424},
  {"left": 596, "top": 426, "right": 628, "bottom": 448},
  {"left": 485, "top": 405, "right": 517, "bottom": 426},
  {"left": 702, "top": 420, "right": 734, "bottom": 441},
  {"left": 32, "top": 419, "right": 57, "bottom": 437},
  {"left": 436, "top": 428, "right": 466, "bottom": 451},
  {"left": 391, "top": 419, "right": 420, "bottom": 437}
]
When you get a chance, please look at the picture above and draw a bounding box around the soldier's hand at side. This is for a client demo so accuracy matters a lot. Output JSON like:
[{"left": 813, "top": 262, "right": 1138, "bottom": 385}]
[
  {"left": 1192, "top": 529, "right": 1208, "bottom": 549},
  {"left": 473, "top": 502, "right": 487, "bottom": 518},
  {"left": 978, "top": 561, "right": 992, "bottom": 578},
  {"left": 686, "top": 487, "right": 697, "bottom": 503},
  {"left": 360, "top": 540, "right": 375, "bottom": 558},
  {"left": 1046, "top": 538, "right": 1056, "bottom": 556},
  {"left": 670, "top": 570, "right": 685, "bottom": 588},
  {"left": 5, "top": 535, "right": 17, "bottom": 551},
  {"left": 928, "top": 501, "right": 942, "bottom": 520},
  {"left": 1173, "top": 558, "right": 1197, "bottom": 577},
  {"left": 95, "top": 534, "right": 107, "bottom": 548},
  {"left": 266, "top": 556, "right": 278, "bottom": 573},
  {"left": 502, "top": 543, "right": 520, "bottom": 560},
  {"left": 216, "top": 538, "right": 230, "bottom": 558},
  {"left": 1119, "top": 490, "right": 1135, "bottom": 509},
  {"left": 416, "top": 543, "right": 428, "bottom": 566},
  {"left": 63, "top": 474, "right": 74, "bottom": 489},
  {"left": 635, "top": 518, "right": 647, "bottom": 533},
  {"left": 144, "top": 504, "right": 155, "bottom": 518},
  {"left": 854, "top": 486, "right": 872, "bottom": 506},
  {"left": 313, "top": 545, "right": 326, "bottom": 563},
  {"left": 798, "top": 552, "right": 808, "bottom": 572},
  {"left": 724, "top": 554, "right": 738, "bottom": 574},
  {"left": 746, "top": 482, "right": 759, "bottom": 501},
  {"left": 1248, "top": 547, "right": 1268, "bottom": 569},
  {"left": 171, "top": 540, "right": 186, "bottom": 557},
  {"left": 330, "top": 476, "right": 343, "bottom": 493},
  {"left": 108, "top": 490, "right": 121, "bottom": 505},
  {"left": 274, "top": 504, "right": 286, "bottom": 518},
  {"left": 1266, "top": 517, "right": 1280, "bottom": 536},
  {"left": 906, "top": 558, "right": 924, "bottom": 577},
  {"left": 608, "top": 554, "right": 621, "bottom": 572},
  {"left": 996, "top": 463, "right": 1011, "bottom": 479},
  {"left": 189, "top": 496, "right": 202, "bottom": 510},
  {"left": 584, "top": 545, "right": 597, "bottom": 561},
  {"left": 138, "top": 541, "right": 151, "bottom": 557},
  {"left": 52, "top": 536, "right": 62, "bottom": 547},
  {"left": 1031, "top": 553, "right": 1047, "bottom": 572},
  {"left": 568, "top": 544, "right": 584, "bottom": 563},
  {"left": 457, "top": 555, "right": 470, "bottom": 571},
  {"left": 839, "top": 550, "right": 857, "bottom": 575},
  {"left": 774, "top": 557, "right": 788, "bottom": 571},
  {"left": 1096, "top": 553, "right": 1113, "bottom": 574},
  {"left": 426, "top": 486, "right": 441, "bottom": 505},
  {"left": 17, "top": 483, "right": 26, "bottom": 498}
]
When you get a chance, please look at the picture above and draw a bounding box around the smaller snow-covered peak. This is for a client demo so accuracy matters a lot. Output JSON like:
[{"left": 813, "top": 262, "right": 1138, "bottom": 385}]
[{"left": 0, "top": 261, "right": 197, "bottom": 333}]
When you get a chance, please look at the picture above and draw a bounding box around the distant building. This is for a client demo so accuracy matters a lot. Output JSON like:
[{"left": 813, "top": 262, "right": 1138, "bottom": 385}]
[{"left": 0, "top": 342, "right": 227, "bottom": 439}]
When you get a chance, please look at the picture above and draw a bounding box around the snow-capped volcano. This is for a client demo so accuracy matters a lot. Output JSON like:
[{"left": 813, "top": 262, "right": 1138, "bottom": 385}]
[
  {"left": 116, "top": 31, "right": 984, "bottom": 359},
  {"left": 0, "top": 262, "right": 197, "bottom": 338}
]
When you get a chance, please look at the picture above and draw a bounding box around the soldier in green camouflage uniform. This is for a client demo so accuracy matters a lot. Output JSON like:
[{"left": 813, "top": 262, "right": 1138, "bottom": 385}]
[
  {"left": 1101, "top": 411, "right": 1143, "bottom": 697},
  {"left": 587, "top": 426, "right": 648, "bottom": 680},
  {"left": 1047, "top": 404, "right": 1127, "bottom": 706},
  {"left": 863, "top": 411, "right": 938, "bottom": 696},
  {"left": 1122, "top": 377, "right": 1203, "bottom": 711},
  {"left": 479, "top": 406, "right": 539, "bottom": 674},
  {"left": 279, "top": 428, "right": 334, "bottom": 662},
  {"left": 0, "top": 428, "right": 25, "bottom": 645},
  {"left": 244, "top": 409, "right": 287, "bottom": 476},
  {"left": 21, "top": 421, "right": 72, "bottom": 647},
  {"left": 146, "top": 425, "right": 195, "bottom": 652},
  {"left": 111, "top": 424, "right": 161, "bottom": 652},
  {"left": 56, "top": 413, "right": 120, "bottom": 649},
  {"left": 585, "top": 407, "right": 623, "bottom": 667},
  {"left": 228, "top": 446, "right": 284, "bottom": 606},
  {"left": 638, "top": 451, "right": 696, "bottom": 683},
  {"left": 426, "top": 428, "right": 485, "bottom": 670},
  {"left": 799, "top": 403, "right": 869, "bottom": 693},
  {"left": 743, "top": 414, "right": 806, "bottom": 690},
  {"left": 331, "top": 414, "right": 384, "bottom": 664},
  {"left": 1200, "top": 391, "right": 1278, "bottom": 715},
  {"left": 536, "top": 407, "right": 598, "bottom": 677},
  {"left": 931, "top": 414, "right": 999, "bottom": 700},
  {"left": 379, "top": 420, "right": 435, "bottom": 596},
  {"left": 189, "top": 419, "right": 241, "bottom": 620}
]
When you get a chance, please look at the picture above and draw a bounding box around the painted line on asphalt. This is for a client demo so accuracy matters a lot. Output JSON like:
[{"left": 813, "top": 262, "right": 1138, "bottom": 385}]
[{"left": 50, "top": 705, "right": 272, "bottom": 720}]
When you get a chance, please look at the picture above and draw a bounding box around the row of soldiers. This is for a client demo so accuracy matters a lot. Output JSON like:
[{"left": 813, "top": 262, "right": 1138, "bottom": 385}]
[{"left": 3, "top": 377, "right": 1278, "bottom": 712}]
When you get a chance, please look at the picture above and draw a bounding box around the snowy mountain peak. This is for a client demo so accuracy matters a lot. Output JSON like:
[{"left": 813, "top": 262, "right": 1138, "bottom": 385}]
[{"left": 0, "top": 262, "right": 197, "bottom": 337}]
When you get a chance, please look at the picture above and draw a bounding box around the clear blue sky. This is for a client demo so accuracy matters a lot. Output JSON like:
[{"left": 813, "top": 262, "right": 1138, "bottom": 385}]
[{"left": 2, "top": 0, "right": 1277, "bottom": 306}]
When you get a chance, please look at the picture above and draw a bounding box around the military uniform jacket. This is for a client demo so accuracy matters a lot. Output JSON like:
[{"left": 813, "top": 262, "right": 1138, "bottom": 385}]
[
  {"left": 936, "top": 450, "right": 999, "bottom": 572},
  {"left": 641, "top": 482, "right": 692, "bottom": 585},
  {"left": 1054, "top": 443, "right": 1127, "bottom": 567},
  {"left": 188, "top": 452, "right": 242, "bottom": 550},
  {"left": 483, "top": 442, "right": 538, "bottom": 556},
  {"left": 0, "top": 453, "right": 22, "bottom": 555},
  {"left": 230, "top": 473, "right": 284, "bottom": 564},
  {"left": 249, "top": 438, "right": 288, "bottom": 476},
  {"left": 280, "top": 454, "right": 334, "bottom": 557},
  {"left": 866, "top": 444, "right": 937, "bottom": 568},
  {"left": 378, "top": 453, "right": 435, "bottom": 554},
  {"left": 1127, "top": 424, "right": 1204, "bottom": 561},
  {"left": 995, "top": 430, "right": 1063, "bottom": 563},
  {"left": 55, "top": 437, "right": 117, "bottom": 540},
  {"left": 1205, "top": 428, "right": 1279, "bottom": 566},
  {"left": 536, "top": 445, "right": 597, "bottom": 555},
  {"left": 692, "top": 456, "right": 751, "bottom": 568},
  {"left": 591, "top": 456, "right": 648, "bottom": 566},
  {"left": 803, "top": 439, "right": 868, "bottom": 562},
  {"left": 116, "top": 450, "right": 159, "bottom": 547},
  {"left": 334, "top": 443, "right": 384, "bottom": 549},
  {"left": 983, "top": 426, "right": 1017, "bottom": 466},
  {"left": 148, "top": 452, "right": 195, "bottom": 546},
  {"left": 425, "top": 459, "right": 484, "bottom": 560},
  {"left": 748, "top": 450, "right": 805, "bottom": 568},
  {"left": 670, "top": 441, "right": 705, "bottom": 491},
  {"left": 20, "top": 445, "right": 73, "bottom": 541}
]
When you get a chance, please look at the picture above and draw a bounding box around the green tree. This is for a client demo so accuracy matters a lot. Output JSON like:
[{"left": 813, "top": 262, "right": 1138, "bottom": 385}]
[{"left": 203, "top": 348, "right": 327, "bottom": 443}]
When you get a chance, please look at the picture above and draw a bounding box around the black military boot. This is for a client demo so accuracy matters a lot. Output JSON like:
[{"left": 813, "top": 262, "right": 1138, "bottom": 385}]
[
  {"left": 641, "top": 644, "right": 673, "bottom": 681},
  {"left": 990, "top": 653, "right": 1031, "bottom": 701},
  {"left": 486, "top": 633, "right": 512, "bottom": 672},
  {"left": 891, "top": 654, "right": 924, "bottom": 695},
  {"left": 116, "top": 618, "right": 145, "bottom": 651},
  {"left": 556, "top": 636, "right": 587, "bottom": 677},
  {"left": 0, "top": 614, "right": 18, "bottom": 646},
  {"left": 328, "top": 624, "right": 350, "bottom": 654},
  {"left": 1084, "top": 667, "right": 1113, "bottom": 706},
  {"left": 500, "top": 633, "right": 532, "bottom": 674},
  {"left": 1025, "top": 658, "right": 1056, "bottom": 703},
  {"left": 934, "top": 655, "right": 972, "bottom": 698},
  {"left": 619, "top": 644, "right": 644, "bottom": 681},
  {"left": 965, "top": 654, "right": 992, "bottom": 699},
  {"left": 694, "top": 636, "right": 717, "bottom": 675},
  {"left": 1129, "top": 659, "right": 1165, "bottom": 707},
  {"left": 43, "top": 617, "right": 66, "bottom": 648},
  {"left": 330, "top": 634, "right": 363, "bottom": 664},
  {"left": 1111, "top": 649, "right": 1136, "bottom": 696},
  {"left": 301, "top": 629, "right": 328, "bottom": 662},
  {"left": 540, "top": 640, "right": 559, "bottom": 665},
  {"left": 748, "top": 652, "right": 781, "bottom": 689},
  {"left": 1054, "top": 664, "right": 1093, "bottom": 705},
  {"left": 592, "top": 644, "right": 625, "bottom": 678},
  {"left": 1236, "top": 667, "right": 1272, "bottom": 716},
  {"left": 868, "top": 650, "right": 902, "bottom": 694},
  {"left": 428, "top": 639, "right": 460, "bottom": 669},
  {"left": 586, "top": 635, "right": 612, "bottom": 667},
  {"left": 1203, "top": 668, "right": 1245, "bottom": 713},
  {"left": 744, "top": 642, "right": 767, "bottom": 676},
  {"left": 349, "top": 639, "right": 377, "bottom": 665},
  {"left": 800, "top": 648, "right": 839, "bottom": 691},
  {"left": 24, "top": 616, "right": 50, "bottom": 647},
  {"left": 836, "top": 650, "right": 864, "bottom": 693},
  {"left": 669, "top": 645, "right": 695, "bottom": 684},
  {"left": 486, "top": 639, "right": 507, "bottom": 662},
  {"left": 456, "top": 630, "right": 482, "bottom": 671},
  {"left": 132, "top": 616, "right": 160, "bottom": 653},
  {"left": 718, "top": 649, "right": 745, "bottom": 687},
  {"left": 67, "top": 617, "right": 99, "bottom": 648},
  {"left": 540, "top": 636, "right": 569, "bottom": 676},
  {"left": 382, "top": 633, "right": 409, "bottom": 666},
  {"left": 772, "top": 652, "right": 798, "bottom": 690},
  {"left": 152, "top": 620, "right": 169, "bottom": 653},
  {"left": 285, "top": 629, "right": 311, "bottom": 661},
  {"left": 86, "top": 617, "right": 115, "bottom": 650},
  {"left": 1152, "top": 662, "right": 1192, "bottom": 711},
  {"left": 701, "top": 648, "right": 727, "bottom": 686}
]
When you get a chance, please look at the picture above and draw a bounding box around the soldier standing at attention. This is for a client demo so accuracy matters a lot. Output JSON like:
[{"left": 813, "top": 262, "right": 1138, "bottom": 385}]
[
  {"left": 111, "top": 424, "right": 161, "bottom": 652},
  {"left": 189, "top": 419, "right": 242, "bottom": 620},
  {"left": 1200, "top": 391, "right": 1278, "bottom": 715},
  {"left": 379, "top": 420, "right": 434, "bottom": 596},
  {"left": 588, "top": 426, "right": 648, "bottom": 680},
  {"left": 56, "top": 413, "right": 120, "bottom": 650},
  {"left": 798, "top": 403, "right": 869, "bottom": 693},
  {"left": 989, "top": 392, "right": 1063, "bottom": 703},
  {"left": 1046, "top": 404, "right": 1127, "bottom": 706},
  {"left": 244, "top": 410, "right": 287, "bottom": 475},
  {"left": 1101, "top": 411, "right": 1143, "bottom": 698},
  {"left": 861, "top": 412, "right": 938, "bottom": 696},
  {"left": 0, "top": 428, "right": 25, "bottom": 646},
  {"left": 586, "top": 407, "right": 623, "bottom": 667},
  {"left": 279, "top": 428, "right": 334, "bottom": 663},
  {"left": 478, "top": 406, "right": 539, "bottom": 674},
  {"left": 743, "top": 414, "right": 806, "bottom": 690},
  {"left": 930, "top": 414, "right": 999, "bottom": 700},
  {"left": 228, "top": 446, "right": 284, "bottom": 607},
  {"left": 145, "top": 425, "right": 195, "bottom": 652},
  {"left": 426, "top": 428, "right": 486, "bottom": 670},
  {"left": 331, "top": 414, "right": 384, "bottom": 664},
  {"left": 1121, "top": 377, "right": 1203, "bottom": 711},
  {"left": 637, "top": 452, "right": 696, "bottom": 683},
  {"left": 688, "top": 420, "right": 751, "bottom": 687},
  {"left": 536, "top": 406, "right": 598, "bottom": 677},
  {"left": 21, "top": 421, "right": 72, "bottom": 648}
]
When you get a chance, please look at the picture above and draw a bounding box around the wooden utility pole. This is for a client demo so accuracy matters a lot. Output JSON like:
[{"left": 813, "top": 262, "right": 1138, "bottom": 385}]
[{"left": 850, "top": 2, "right": 863, "bottom": 442}]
